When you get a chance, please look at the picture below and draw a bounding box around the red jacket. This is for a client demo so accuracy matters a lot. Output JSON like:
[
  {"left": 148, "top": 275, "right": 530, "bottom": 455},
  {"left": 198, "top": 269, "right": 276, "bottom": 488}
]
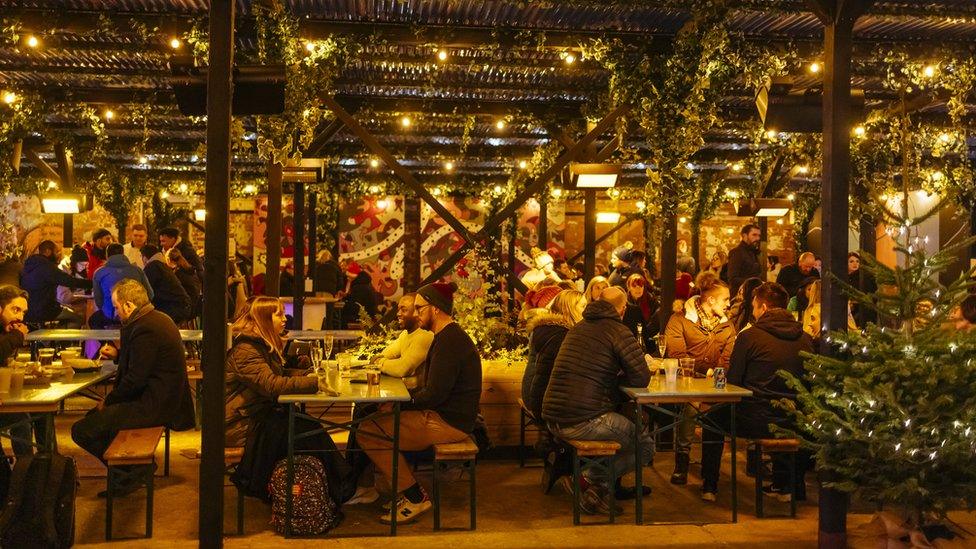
[{"left": 83, "top": 242, "right": 107, "bottom": 279}]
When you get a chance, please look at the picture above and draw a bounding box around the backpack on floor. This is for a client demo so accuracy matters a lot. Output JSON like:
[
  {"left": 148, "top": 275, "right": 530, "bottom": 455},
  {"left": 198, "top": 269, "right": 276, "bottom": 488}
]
[
  {"left": 269, "top": 456, "right": 341, "bottom": 536},
  {"left": 0, "top": 453, "right": 77, "bottom": 548}
]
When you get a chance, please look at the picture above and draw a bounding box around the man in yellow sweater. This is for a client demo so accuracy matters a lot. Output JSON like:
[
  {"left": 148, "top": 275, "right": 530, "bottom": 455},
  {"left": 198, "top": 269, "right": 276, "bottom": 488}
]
[{"left": 372, "top": 293, "right": 434, "bottom": 388}]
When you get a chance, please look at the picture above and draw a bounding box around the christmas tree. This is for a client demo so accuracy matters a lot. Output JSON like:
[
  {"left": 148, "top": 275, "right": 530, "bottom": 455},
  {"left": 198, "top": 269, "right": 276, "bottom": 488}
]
[{"left": 780, "top": 197, "right": 976, "bottom": 527}]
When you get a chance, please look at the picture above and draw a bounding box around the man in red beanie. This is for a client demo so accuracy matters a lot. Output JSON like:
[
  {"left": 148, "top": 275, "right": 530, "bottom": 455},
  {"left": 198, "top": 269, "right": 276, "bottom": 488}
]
[
  {"left": 340, "top": 260, "right": 378, "bottom": 326},
  {"left": 358, "top": 281, "right": 482, "bottom": 524}
]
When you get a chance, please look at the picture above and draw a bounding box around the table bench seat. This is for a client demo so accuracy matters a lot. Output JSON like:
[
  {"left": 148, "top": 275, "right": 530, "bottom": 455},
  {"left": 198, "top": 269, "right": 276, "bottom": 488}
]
[{"left": 104, "top": 427, "right": 164, "bottom": 466}]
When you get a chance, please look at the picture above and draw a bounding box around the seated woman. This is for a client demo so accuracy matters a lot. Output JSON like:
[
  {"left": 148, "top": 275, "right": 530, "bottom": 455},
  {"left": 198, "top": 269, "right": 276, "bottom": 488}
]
[
  {"left": 622, "top": 273, "right": 660, "bottom": 352},
  {"left": 225, "top": 296, "right": 352, "bottom": 504}
]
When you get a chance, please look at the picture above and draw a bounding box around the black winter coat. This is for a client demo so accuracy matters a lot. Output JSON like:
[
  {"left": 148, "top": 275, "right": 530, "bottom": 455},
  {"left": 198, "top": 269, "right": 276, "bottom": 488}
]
[
  {"left": 341, "top": 272, "right": 378, "bottom": 323},
  {"left": 20, "top": 254, "right": 91, "bottom": 322},
  {"left": 521, "top": 313, "right": 571, "bottom": 419},
  {"left": 777, "top": 264, "right": 820, "bottom": 300},
  {"left": 542, "top": 300, "right": 650, "bottom": 425},
  {"left": 104, "top": 305, "right": 196, "bottom": 431},
  {"left": 0, "top": 329, "right": 24, "bottom": 365},
  {"left": 314, "top": 260, "right": 345, "bottom": 295},
  {"left": 727, "top": 241, "right": 761, "bottom": 296},
  {"left": 143, "top": 257, "right": 192, "bottom": 323},
  {"left": 728, "top": 308, "right": 813, "bottom": 421}
]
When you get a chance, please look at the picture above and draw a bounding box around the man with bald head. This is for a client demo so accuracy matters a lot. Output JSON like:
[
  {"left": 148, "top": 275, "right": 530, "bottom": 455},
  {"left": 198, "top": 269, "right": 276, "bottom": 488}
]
[
  {"left": 370, "top": 293, "right": 434, "bottom": 388},
  {"left": 776, "top": 251, "right": 820, "bottom": 299},
  {"left": 542, "top": 284, "right": 653, "bottom": 515}
]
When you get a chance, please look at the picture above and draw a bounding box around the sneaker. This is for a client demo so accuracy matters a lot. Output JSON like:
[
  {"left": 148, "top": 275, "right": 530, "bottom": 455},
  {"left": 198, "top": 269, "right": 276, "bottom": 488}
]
[
  {"left": 379, "top": 495, "right": 432, "bottom": 524},
  {"left": 670, "top": 453, "right": 690, "bottom": 485},
  {"left": 347, "top": 485, "right": 379, "bottom": 505},
  {"left": 579, "top": 486, "right": 623, "bottom": 516},
  {"left": 762, "top": 485, "right": 792, "bottom": 503},
  {"left": 701, "top": 490, "right": 717, "bottom": 502}
]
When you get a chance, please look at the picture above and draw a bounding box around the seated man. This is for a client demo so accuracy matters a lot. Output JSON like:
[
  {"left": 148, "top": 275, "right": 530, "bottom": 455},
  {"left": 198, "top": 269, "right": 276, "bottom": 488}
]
[
  {"left": 358, "top": 282, "right": 481, "bottom": 524},
  {"left": 700, "top": 282, "right": 812, "bottom": 502},
  {"left": 90, "top": 243, "right": 153, "bottom": 329},
  {"left": 0, "top": 285, "right": 37, "bottom": 456},
  {"left": 71, "top": 279, "right": 195, "bottom": 496},
  {"left": 20, "top": 240, "right": 92, "bottom": 328},
  {"left": 141, "top": 244, "right": 192, "bottom": 324},
  {"left": 542, "top": 286, "right": 653, "bottom": 515},
  {"left": 371, "top": 293, "right": 434, "bottom": 388}
]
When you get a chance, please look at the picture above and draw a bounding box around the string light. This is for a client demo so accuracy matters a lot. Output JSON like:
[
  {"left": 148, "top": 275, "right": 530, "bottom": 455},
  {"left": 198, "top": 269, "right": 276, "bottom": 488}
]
[
  {"left": 495, "top": 119, "right": 507, "bottom": 131},
  {"left": 550, "top": 187, "right": 563, "bottom": 199},
  {"left": 2, "top": 91, "right": 17, "bottom": 104},
  {"left": 939, "top": 132, "right": 951, "bottom": 143},
  {"left": 809, "top": 62, "right": 821, "bottom": 74},
  {"left": 518, "top": 160, "right": 528, "bottom": 170},
  {"left": 431, "top": 187, "right": 442, "bottom": 197},
  {"left": 178, "top": 182, "right": 188, "bottom": 193},
  {"left": 305, "top": 41, "right": 316, "bottom": 52},
  {"left": 102, "top": 109, "right": 114, "bottom": 120},
  {"left": 923, "top": 64, "right": 937, "bottom": 78},
  {"left": 853, "top": 125, "right": 866, "bottom": 137},
  {"left": 369, "top": 158, "right": 380, "bottom": 169},
  {"left": 563, "top": 52, "right": 576, "bottom": 65},
  {"left": 243, "top": 184, "right": 257, "bottom": 194},
  {"left": 368, "top": 185, "right": 381, "bottom": 194},
  {"left": 787, "top": 193, "right": 796, "bottom": 201},
  {"left": 731, "top": 162, "right": 743, "bottom": 172},
  {"left": 169, "top": 37, "right": 182, "bottom": 49},
  {"left": 159, "top": 190, "right": 169, "bottom": 199},
  {"left": 376, "top": 199, "right": 389, "bottom": 210},
  {"left": 776, "top": 218, "right": 784, "bottom": 225},
  {"left": 636, "top": 200, "right": 646, "bottom": 210},
  {"left": 26, "top": 35, "right": 39, "bottom": 48},
  {"left": 437, "top": 49, "right": 448, "bottom": 62},
  {"left": 400, "top": 116, "right": 412, "bottom": 128},
  {"left": 138, "top": 155, "right": 149, "bottom": 165},
  {"left": 493, "top": 185, "right": 503, "bottom": 195},
  {"left": 679, "top": 216, "right": 687, "bottom": 224},
  {"left": 766, "top": 129, "right": 779, "bottom": 139},
  {"left": 443, "top": 160, "right": 454, "bottom": 172},
  {"left": 797, "top": 165, "right": 809, "bottom": 175}
]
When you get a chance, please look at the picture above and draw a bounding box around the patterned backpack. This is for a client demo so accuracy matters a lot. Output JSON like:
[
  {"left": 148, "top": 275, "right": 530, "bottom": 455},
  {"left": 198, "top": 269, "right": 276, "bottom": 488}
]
[{"left": 269, "top": 456, "right": 341, "bottom": 536}]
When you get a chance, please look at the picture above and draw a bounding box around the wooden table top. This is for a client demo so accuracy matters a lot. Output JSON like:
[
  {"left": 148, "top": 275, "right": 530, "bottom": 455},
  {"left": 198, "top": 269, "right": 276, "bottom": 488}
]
[
  {"left": 26, "top": 328, "right": 363, "bottom": 342},
  {"left": 0, "top": 363, "right": 116, "bottom": 413},
  {"left": 622, "top": 377, "right": 752, "bottom": 404},
  {"left": 278, "top": 375, "right": 410, "bottom": 405}
]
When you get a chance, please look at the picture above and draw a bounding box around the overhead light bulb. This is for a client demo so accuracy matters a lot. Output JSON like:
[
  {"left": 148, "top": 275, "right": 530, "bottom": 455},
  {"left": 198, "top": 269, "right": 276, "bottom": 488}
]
[
  {"left": 809, "top": 62, "right": 821, "bottom": 74},
  {"left": 437, "top": 49, "right": 448, "bottom": 62},
  {"left": 178, "top": 182, "right": 189, "bottom": 193},
  {"left": 766, "top": 129, "right": 779, "bottom": 139},
  {"left": 797, "top": 165, "right": 809, "bottom": 174},
  {"left": 103, "top": 109, "right": 114, "bottom": 120},
  {"left": 169, "top": 37, "right": 182, "bottom": 49},
  {"left": 853, "top": 125, "right": 866, "bottom": 137},
  {"left": 138, "top": 155, "right": 149, "bottom": 165},
  {"left": 243, "top": 184, "right": 257, "bottom": 194},
  {"left": 939, "top": 132, "right": 951, "bottom": 143},
  {"left": 787, "top": 193, "right": 796, "bottom": 201},
  {"left": 2, "top": 91, "right": 17, "bottom": 104},
  {"left": 495, "top": 119, "right": 506, "bottom": 131},
  {"left": 564, "top": 53, "right": 576, "bottom": 65},
  {"left": 731, "top": 162, "right": 743, "bottom": 172},
  {"left": 444, "top": 161, "right": 454, "bottom": 172},
  {"left": 369, "top": 158, "right": 380, "bottom": 169},
  {"left": 26, "top": 35, "right": 39, "bottom": 48},
  {"left": 305, "top": 41, "right": 316, "bottom": 52},
  {"left": 400, "top": 116, "right": 412, "bottom": 128},
  {"left": 518, "top": 160, "right": 528, "bottom": 170},
  {"left": 923, "top": 64, "right": 937, "bottom": 78}
]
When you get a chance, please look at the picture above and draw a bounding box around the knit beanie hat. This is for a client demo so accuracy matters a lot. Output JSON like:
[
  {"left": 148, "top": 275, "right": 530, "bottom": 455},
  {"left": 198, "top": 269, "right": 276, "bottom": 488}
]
[
  {"left": 92, "top": 228, "right": 112, "bottom": 241},
  {"left": 70, "top": 245, "right": 89, "bottom": 263},
  {"left": 417, "top": 281, "right": 457, "bottom": 315},
  {"left": 525, "top": 285, "right": 561, "bottom": 310},
  {"left": 613, "top": 243, "right": 634, "bottom": 263},
  {"left": 345, "top": 261, "right": 362, "bottom": 277}
]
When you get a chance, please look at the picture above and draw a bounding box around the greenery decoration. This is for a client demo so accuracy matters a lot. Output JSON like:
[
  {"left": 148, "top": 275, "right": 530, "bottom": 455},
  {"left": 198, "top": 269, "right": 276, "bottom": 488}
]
[{"left": 781, "top": 198, "right": 976, "bottom": 529}]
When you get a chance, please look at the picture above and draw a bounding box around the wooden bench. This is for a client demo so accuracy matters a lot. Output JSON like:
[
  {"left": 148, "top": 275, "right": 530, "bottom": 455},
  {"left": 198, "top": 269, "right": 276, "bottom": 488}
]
[
  {"left": 750, "top": 438, "right": 801, "bottom": 518},
  {"left": 103, "top": 426, "right": 164, "bottom": 540},
  {"left": 561, "top": 439, "right": 621, "bottom": 526},
  {"left": 432, "top": 437, "right": 479, "bottom": 531}
]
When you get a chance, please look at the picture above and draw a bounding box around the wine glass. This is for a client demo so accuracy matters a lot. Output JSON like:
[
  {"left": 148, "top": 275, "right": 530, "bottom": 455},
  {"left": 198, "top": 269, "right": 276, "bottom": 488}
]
[{"left": 654, "top": 334, "right": 668, "bottom": 359}]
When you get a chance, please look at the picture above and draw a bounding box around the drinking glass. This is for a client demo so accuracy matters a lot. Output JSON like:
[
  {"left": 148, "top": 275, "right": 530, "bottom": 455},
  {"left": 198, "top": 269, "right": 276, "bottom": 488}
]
[
  {"left": 321, "top": 335, "right": 334, "bottom": 362},
  {"left": 326, "top": 361, "right": 341, "bottom": 390},
  {"left": 654, "top": 334, "right": 668, "bottom": 359},
  {"left": 337, "top": 352, "right": 352, "bottom": 373},
  {"left": 678, "top": 358, "right": 695, "bottom": 378},
  {"left": 664, "top": 360, "right": 679, "bottom": 386}
]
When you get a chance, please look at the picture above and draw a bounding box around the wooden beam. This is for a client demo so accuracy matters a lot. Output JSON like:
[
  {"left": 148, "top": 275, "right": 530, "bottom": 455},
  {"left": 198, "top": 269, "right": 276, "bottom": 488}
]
[
  {"left": 567, "top": 213, "right": 642, "bottom": 264},
  {"left": 583, "top": 190, "right": 597, "bottom": 282},
  {"left": 199, "top": 0, "right": 234, "bottom": 545},
  {"left": 24, "top": 148, "right": 61, "bottom": 183},
  {"left": 305, "top": 118, "right": 345, "bottom": 157},
  {"left": 420, "top": 104, "right": 629, "bottom": 286},
  {"left": 54, "top": 144, "right": 76, "bottom": 191},
  {"left": 323, "top": 96, "right": 475, "bottom": 243}
]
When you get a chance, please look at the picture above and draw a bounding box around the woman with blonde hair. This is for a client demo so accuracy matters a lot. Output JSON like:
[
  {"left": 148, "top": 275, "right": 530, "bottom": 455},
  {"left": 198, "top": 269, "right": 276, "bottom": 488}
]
[
  {"left": 800, "top": 279, "right": 858, "bottom": 339},
  {"left": 521, "top": 290, "right": 586, "bottom": 419},
  {"left": 584, "top": 276, "right": 609, "bottom": 303},
  {"left": 225, "top": 296, "right": 353, "bottom": 504}
]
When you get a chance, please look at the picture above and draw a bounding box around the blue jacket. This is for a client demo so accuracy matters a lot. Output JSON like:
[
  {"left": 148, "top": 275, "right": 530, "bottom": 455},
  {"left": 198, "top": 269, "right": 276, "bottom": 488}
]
[{"left": 93, "top": 254, "right": 154, "bottom": 320}]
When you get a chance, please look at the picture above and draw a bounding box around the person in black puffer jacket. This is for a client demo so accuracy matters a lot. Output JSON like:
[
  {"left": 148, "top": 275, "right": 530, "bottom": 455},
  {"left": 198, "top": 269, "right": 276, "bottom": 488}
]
[
  {"left": 341, "top": 262, "right": 378, "bottom": 325},
  {"left": 141, "top": 245, "right": 192, "bottom": 324},
  {"left": 542, "top": 287, "right": 653, "bottom": 515},
  {"left": 522, "top": 290, "right": 585, "bottom": 418},
  {"left": 20, "top": 240, "right": 91, "bottom": 327}
]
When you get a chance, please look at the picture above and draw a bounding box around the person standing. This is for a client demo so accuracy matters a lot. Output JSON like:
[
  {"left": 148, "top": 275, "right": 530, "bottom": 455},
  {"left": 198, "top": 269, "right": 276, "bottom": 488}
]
[
  {"left": 313, "top": 249, "right": 345, "bottom": 297},
  {"left": 776, "top": 251, "right": 820, "bottom": 299},
  {"left": 83, "top": 228, "right": 114, "bottom": 279},
  {"left": 141, "top": 245, "right": 192, "bottom": 324},
  {"left": 727, "top": 224, "right": 762, "bottom": 296},
  {"left": 122, "top": 224, "right": 149, "bottom": 269},
  {"left": 71, "top": 279, "right": 195, "bottom": 495},
  {"left": 358, "top": 282, "right": 481, "bottom": 525},
  {"left": 20, "top": 240, "right": 91, "bottom": 328},
  {"left": 341, "top": 262, "right": 378, "bottom": 325},
  {"left": 676, "top": 239, "right": 697, "bottom": 276},
  {"left": 543, "top": 287, "right": 653, "bottom": 514},
  {"left": 158, "top": 227, "right": 202, "bottom": 281},
  {"left": 166, "top": 248, "right": 203, "bottom": 320},
  {"left": 90, "top": 244, "right": 153, "bottom": 328},
  {"left": 700, "top": 282, "right": 812, "bottom": 502},
  {"left": 607, "top": 244, "right": 639, "bottom": 288},
  {"left": 664, "top": 275, "right": 735, "bottom": 485},
  {"left": 847, "top": 252, "right": 878, "bottom": 326}
]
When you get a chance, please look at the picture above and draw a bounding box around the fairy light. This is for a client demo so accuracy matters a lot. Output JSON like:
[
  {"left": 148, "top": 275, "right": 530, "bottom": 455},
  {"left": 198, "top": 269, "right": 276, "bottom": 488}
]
[
  {"left": 787, "top": 193, "right": 796, "bottom": 201},
  {"left": 636, "top": 200, "right": 646, "bottom": 210},
  {"left": 923, "top": 64, "right": 937, "bottom": 78},
  {"left": 169, "top": 37, "right": 182, "bottom": 49},
  {"left": 368, "top": 185, "right": 381, "bottom": 194},
  {"left": 731, "top": 162, "right": 744, "bottom": 172},
  {"left": 26, "top": 35, "right": 39, "bottom": 48},
  {"left": 939, "top": 132, "right": 951, "bottom": 143},
  {"left": 809, "top": 62, "right": 821, "bottom": 74},
  {"left": 138, "top": 155, "right": 149, "bottom": 165},
  {"left": 400, "top": 116, "right": 412, "bottom": 128},
  {"left": 437, "top": 49, "right": 448, "bottom": 62},
  {"left": 305, "top": 41, "right": 316, "bottom": 52},
  {"left": 2, "top": 91, "right": 17, "bottom": 104},
  {"left": 518, "top": 160, "right": 528, "bottom": 170},
  {"left": 766, "top": 129, "right": 779, "bottom": 139},
  {"left": 563, "top": 52, "right": 576, "bottom": 65},
  {"left": 103, "top": 109, "right": 114, "bottom": 120},
  {"left": 431, "top": 187, "right": 442, "bottom": 197},
  {"left": 369, "top": 158, "right": 380, "bottom": 169},
  {"left": 679, "top": 216, "right": 687, "bottom": 224},
  {"left": 243, "top": 184, "right": 257, "bottom": 194},
  {"left": 493, "top": 185, "right": 503, "bottom": 195},
  {"left": 550, "top": 187, "right": 563, "bottom": 199},
  {"left": 178, "top": 182, "right": 188, "bottom": 193},
  {"left": 159, "top": 190, "right": 169, "bottom": 199},
  {"left": 443, "top": 160, "right": 454, "bottom": 172},
  {"left": 797, "top": 165, "right": 809, "bottom": 175},
  {"left": 495, "top": 119, "right": 507, "bottom": 131},
  {"left": 853, "top": 125, "right": 866, "bottom": 137},
  {"left": 376, "top": 199, "right": 389, "bottom": 210}
]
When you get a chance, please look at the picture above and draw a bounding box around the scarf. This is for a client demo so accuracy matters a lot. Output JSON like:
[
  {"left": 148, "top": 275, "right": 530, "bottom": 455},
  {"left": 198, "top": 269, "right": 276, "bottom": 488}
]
[{"left": 694, "top": 297, "right": 721, "bottom": 332}]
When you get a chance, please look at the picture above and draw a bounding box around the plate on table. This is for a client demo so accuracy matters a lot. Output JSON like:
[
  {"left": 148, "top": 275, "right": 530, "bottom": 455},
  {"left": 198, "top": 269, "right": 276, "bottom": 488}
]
[{"left": 61, "top": 358, "right": 103, "bottom": 373}]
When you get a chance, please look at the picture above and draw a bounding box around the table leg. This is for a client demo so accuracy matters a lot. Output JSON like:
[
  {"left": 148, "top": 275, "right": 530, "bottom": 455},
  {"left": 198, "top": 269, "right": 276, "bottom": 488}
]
[
  {"left": 633, "top": 399, "right": 643, "bottom": 525},
  {"left": 285, "top": 404, "right": 295, "bottom": 538},
  {"left": 390, "top": 402, "right": 401, "bottom": 536},
  {"left": 44, "top": 413, "right": 56, "bottom": 453},
  {"left": 730, "top": 403, "right": 737, "bottom": 524}
]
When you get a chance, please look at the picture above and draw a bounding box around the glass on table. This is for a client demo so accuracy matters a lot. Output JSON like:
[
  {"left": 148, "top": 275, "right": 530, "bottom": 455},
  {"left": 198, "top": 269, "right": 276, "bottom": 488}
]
[
  {"left": 678, "top": 358, "right": 695, "bottom": 378},
  {"left": 336, "top": 352, "right": 352, "bottom": 373},
  {"left": 321, "top": 335, "right": 334, "bottom": 362},
  {"left": 653, "top": 334, "right": 668, "bottom": 359},
  {"left": 664, "top": 359, "right": 679, "bottom": 386}
]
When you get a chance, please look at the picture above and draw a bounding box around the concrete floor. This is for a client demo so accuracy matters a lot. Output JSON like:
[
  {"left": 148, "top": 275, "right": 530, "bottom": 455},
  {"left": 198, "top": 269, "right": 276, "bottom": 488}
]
[{"left": 47, "top": 404, "right": 973, "bottom": 548}]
